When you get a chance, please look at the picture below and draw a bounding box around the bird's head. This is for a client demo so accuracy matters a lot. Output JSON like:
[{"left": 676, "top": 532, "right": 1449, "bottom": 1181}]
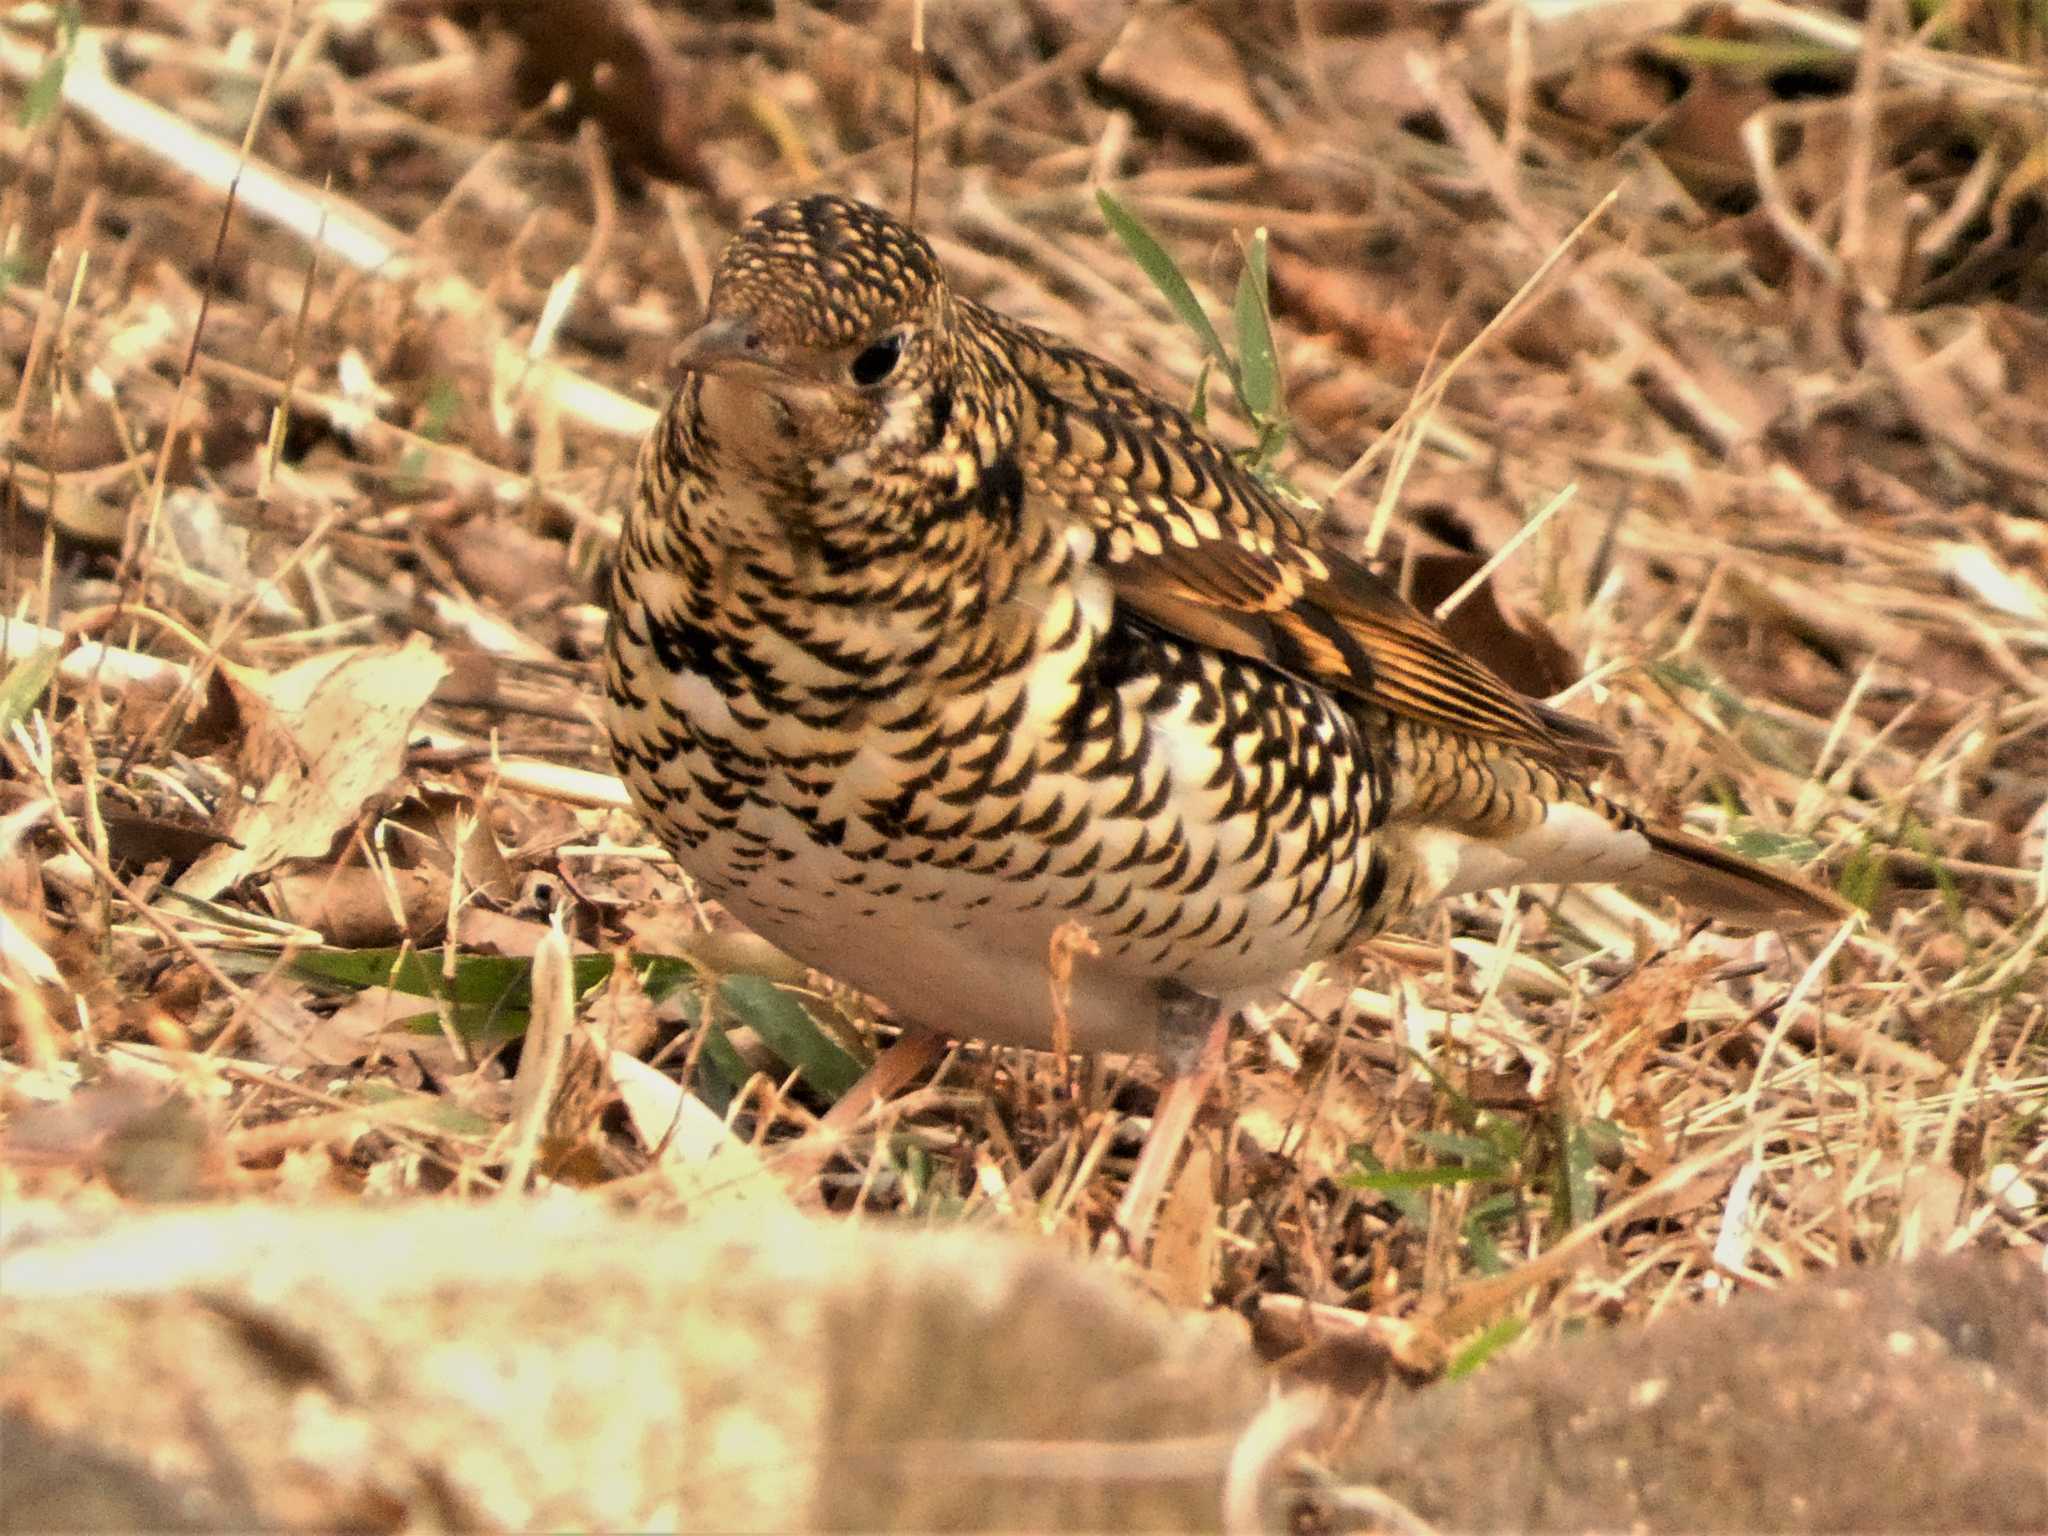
[{"left": 670, "top": 195, "right": 957, "bottom": 479}]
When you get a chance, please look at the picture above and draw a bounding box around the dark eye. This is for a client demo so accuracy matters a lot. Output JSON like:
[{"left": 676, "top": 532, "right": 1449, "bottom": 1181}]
[{"left": 849, "top": 333, "right": 905, "bottom": 386}]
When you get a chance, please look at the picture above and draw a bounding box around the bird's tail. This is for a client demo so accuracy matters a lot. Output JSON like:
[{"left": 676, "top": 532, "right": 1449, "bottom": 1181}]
[
  {"left": 1421, "top": 798, "right": 1851, "bottom": 930},
  {"left": 1635, "top": 825, "right": 1852, "bottom": 928}
]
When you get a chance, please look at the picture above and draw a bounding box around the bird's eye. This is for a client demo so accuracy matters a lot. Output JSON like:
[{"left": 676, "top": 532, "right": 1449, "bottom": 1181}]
[{"left": 849, "top": 333, "right": 905, "bottom": 386}]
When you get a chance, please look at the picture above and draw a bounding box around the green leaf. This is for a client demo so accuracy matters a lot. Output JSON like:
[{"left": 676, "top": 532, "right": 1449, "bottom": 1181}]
[
  {"left": 1647, "top": 34, "right": 1847, "bottom": 76},
  {"left": 342, "top": 1080, "right": 497, "bottom": 1139},
  {"left": 1232, "top": 227, "right": 1281, "bottom": 425},
  {"left": 1899, "top": 816, "right": 1970, "bottom": 937},
  {"left": 295, "top": 947, "right": 537, "bottom": 1008},
  {"left": 1446, "top": 1315, "right": 1526, "bottom": 1378},
  {"left": 1412, "top": 1129, "right": 1508, "bottom": 1170},
  {"left": 1345, "top": 1162, "right": 1494, "bottom": 1192},
  {"left": 717, "top": 974, "right": 864, "bottom": 1100},
  {"left": 1647, "top": 658, "right": 1753, "bottom": 723},
  {"left": 296, "top": 946, "right": 694, "bottom": 1005},
  {"left": 1345, "top": 1146, "right": 1428, "bottom": 1226},
  {"left": 293, "top": 947, "right": 702, "bottom": 1046},
  {"left": 402, "top": 1007, "right": 528, "bottom": 1046},
  {"left": 1725, "top": 829, "right": 1822, "bottom": 864},
  {"left": 1096, "top": 188, "right": 1237, "bottom": 388},
  {"left": 1555, "top": 1120, "right": 1598, "bottom": 1230},
  {"left": 1463, "top": 1215, "right": 1506, "bottom": 1274},
  {"left": 1838, "top": 838, "right": 1887, "bottom": 914},
  {"left": 420, "top": 376, "right": 462, "bottom": 440},
  {"left": 697, "top": 1024, "right": 755, "bottom": 1103},
  {"left": 1187, "top": 354, "right": 1214, "bottom": 428},
  {"left": 636, "top": 955, "right": 697, "bottom": 1005},
  {"left": 0, "top": 645, "right": 62, "bottom": 732},
  {"left": 18, "top": 5, "right": 80, "bottom": 130}
]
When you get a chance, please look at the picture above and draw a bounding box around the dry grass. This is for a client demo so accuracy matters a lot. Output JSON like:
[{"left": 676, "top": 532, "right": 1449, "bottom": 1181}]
[{"left": 2, "top": 0, "right": 2043, "bottom": 1372}]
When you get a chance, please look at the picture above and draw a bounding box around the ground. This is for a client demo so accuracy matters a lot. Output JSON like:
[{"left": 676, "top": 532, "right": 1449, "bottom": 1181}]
[{"left": 0, "top": 0, "right": 2043, "bottom": 1444}]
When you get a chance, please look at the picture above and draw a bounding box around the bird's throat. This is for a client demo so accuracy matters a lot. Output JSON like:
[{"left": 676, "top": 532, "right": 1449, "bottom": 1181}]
[{"left": 693, "top": 372, "right": 808, "bottom": 483}]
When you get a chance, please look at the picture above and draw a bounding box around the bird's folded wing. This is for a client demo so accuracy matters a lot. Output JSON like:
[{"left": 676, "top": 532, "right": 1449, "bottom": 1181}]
[
  {"left": 1110, "top": 541, "right": 1573, "bottom": 758},
  {"left": 997, "top": 308, "right": 1603, "bottom": 762}
]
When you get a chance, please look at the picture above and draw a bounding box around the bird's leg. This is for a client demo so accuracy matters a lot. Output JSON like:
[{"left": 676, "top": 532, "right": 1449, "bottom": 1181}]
[
  {"left": 1107, "top": 980, "right": 1229, "bottom": 1256},
  {"left": 781, "top": 1027, "right": 948, "bottom": 1192}
]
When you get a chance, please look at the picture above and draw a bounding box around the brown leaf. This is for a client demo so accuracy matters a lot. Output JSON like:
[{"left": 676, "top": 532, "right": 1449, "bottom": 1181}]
[
  {"left": 1654, "top": 70, "right": 1774, "bottom": 191},
  {"left": 1402, "top": 551, "right": 1581, "bottom": 701},
  {"left": 386, "top": 788, "right": 520, "bottom": 905},
  {"left": 1273, "top": 259, "right": 1426, "bottom": 367},
  {"left": 1552, "top": 53, "right": 1679, "bottom": 135},
  {"left": 270, "top": 865, "right": 451, "bottom": 949},
  {"left": 175, "top": 638, "right": 449, "bottom": 902},
  {"left": 1097, "top": 9, "right": 1280, "bottom": 161},
  {"left": 499, "top": 0, "right": 715, "bottom": 185},
  {"left": 1320, "top": 28, "right": 1445, "bottom": 123}
]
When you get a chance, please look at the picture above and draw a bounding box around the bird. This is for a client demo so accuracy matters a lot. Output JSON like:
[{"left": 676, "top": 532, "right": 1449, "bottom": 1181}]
[{"left": 604, "top": 192, "right": 1847, "bottom": 1242}]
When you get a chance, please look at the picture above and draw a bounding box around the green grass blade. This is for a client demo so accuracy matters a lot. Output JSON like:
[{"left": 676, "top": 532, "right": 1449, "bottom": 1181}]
[
  {"left": 1345, "top": 1146, "right": 1428, "bottom": 1226},
  {"left": 1096, "top": 188, "right": 1237, "bottom": 387},
  {"left": 717, "top": 974, "right": 864, "bottom": 1100},
  {"left": 1726, "top": 829, "right": 1822, "bottom": 863},
  {"left": 293, "top": 947, "right": 703, "bottom": 1036},
  {"left": 1188, "top": 354, "right": 1214, "bottom": 427},
  {"left": 1411, "top": 1129, "right": 1506, "bottom": 1169},
  {"left": 1345, "top": 1163, "right": 1494, "bottom": 1192},
  {"left": 17, "top": 5, "right": 80, "bottom": 130},
  {"left": 1446, "top": 1315, "right": 1526, "bottom": 1378},
  {"left": 0, "top": 645, "right": 62, "bottom": 731},
  {"left": 1556, "top": 1120, "right": 1598, "bottom": 1230},
  {"left": 1232, "top": 226, "right": 1281, "bottom": 425},
  {"left": 1838, "top": 837, "right": 1887, "bottom": 914}
]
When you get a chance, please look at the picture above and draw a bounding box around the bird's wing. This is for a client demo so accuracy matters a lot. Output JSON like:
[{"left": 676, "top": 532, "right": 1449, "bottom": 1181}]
[{"left": 991, "top": 312, "right": 1591, "bottom": 761}]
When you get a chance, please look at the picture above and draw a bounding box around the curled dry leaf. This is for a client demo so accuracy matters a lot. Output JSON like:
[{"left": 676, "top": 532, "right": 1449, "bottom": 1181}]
[
  {"left": 270, "top": 865, "right": 452, "bottom": 949},
  {"left": 609, "top": 1050, "right": 790, "bottom": 1210},
  {"left": 1403, "top": 549, "right": 1581, "bottom": 702},
  {"left": 500, "top": 0, "right": 714, "bottom": 185},
  {"left": 175, "top": 637, "right": 450, "bottom": 903},
  {"left": 1096, "top": 7, "right": 1280, "bottom": 161}
]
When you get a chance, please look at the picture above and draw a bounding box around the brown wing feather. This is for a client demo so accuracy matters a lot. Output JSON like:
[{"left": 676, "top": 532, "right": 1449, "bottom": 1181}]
[
  {"left": 985, "top": 304, "right": 1602, "bottom": 760},
  {"left": 1111, "top": 534, "right": 1588, "bottom": 761}
]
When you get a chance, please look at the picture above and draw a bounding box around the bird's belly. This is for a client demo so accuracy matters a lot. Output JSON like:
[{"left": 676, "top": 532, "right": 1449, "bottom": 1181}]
[
  {"left": 685, "top": 811, "right": 1163, "bottom": 1053},
  {"left": 607, "top": 620, "right": 1391, "bottom": 1054}
]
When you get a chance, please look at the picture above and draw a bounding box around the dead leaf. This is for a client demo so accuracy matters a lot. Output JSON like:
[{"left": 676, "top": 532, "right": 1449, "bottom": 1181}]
[
  {"left": 271, "top": 865, "right": 451, "bottom": 948},
  {"left": 1321, "top": 28, "right": 1445, "bottom": 123},
  {"left": 1097, "top": 9, "right": 1279, "bottom": 161},
  {"left": 500, "top": 0, "right": 714, "bottom": 184},
  {"left": 1553, "top": 54, "right": 1679, "bottom": 135},
  {"left": 1403, "top": 550, "right": 1583, "bottom": 702},
  {"left": 1273, "top": 258, "right": 1426, "bottom": 367},
  {"left": 609, "top": 1050, "right": 790, "bottom": 1209},
  {"left": 1654, "top": 71, "right": 1774, "bottom": 191},
  {"left": 176, "top": 638, "right": 449, "bottom": 902},
  {"left": 248, "top": 977, "right": 417, "bottom": 1070}
]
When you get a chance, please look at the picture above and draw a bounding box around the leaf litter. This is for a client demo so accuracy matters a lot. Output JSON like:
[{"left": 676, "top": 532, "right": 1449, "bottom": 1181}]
[{"left": 0, "top": 0, "right": 2042, "bottom": 1390}]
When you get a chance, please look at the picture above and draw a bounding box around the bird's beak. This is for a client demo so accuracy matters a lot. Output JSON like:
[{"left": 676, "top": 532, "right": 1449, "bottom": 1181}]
[{"left": 669, "top": 316, "right": 773, "bottom": 379}]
